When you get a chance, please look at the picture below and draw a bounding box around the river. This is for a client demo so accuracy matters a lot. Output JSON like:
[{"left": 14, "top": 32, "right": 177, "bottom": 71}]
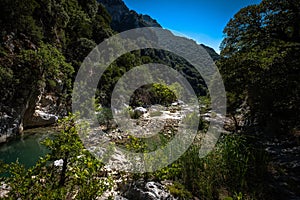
[{"left": 0, "top": 127, "right": 57, "bottom": 169}]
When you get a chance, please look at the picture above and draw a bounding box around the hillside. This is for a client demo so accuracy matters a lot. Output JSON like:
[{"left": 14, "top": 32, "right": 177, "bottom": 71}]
[{"left": 0, "top": 0, "right": 219, "bottom": 140}]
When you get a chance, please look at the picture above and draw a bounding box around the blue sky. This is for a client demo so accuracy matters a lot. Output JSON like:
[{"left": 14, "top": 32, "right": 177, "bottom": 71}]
[{"left": 123, "top": 0, "right": 261, "bottom": 53}]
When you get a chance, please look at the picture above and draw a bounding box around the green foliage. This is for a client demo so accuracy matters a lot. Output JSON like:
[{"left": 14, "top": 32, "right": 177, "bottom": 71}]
[
  {"left": 96, "top": 107, "right": 113, "bottom": 128},
  {"left": 151, "top": 83, "right": 178, "bottom": 106},
  {"left": 166, "top": 182, "right": 193, "bottom": 200},
  {"left": 77, "top": 0, "right": 98, "bottom": 18},
  {"left": 0, "top": 0, "right": 43, "bottom": 41},
  {"left": 66, "top": 38, "right": 97, "bottom": 71},
  {"left": 181, "top": 110, "right": 208, "bottom": 131},
  {"left": 123, "top": 131, "right": 174, "bottom": 154},
  {"left": 119, "top": 134, "right": 256, "bottom": 198},
  {"left": 0, "top": 0, "right": 287, "bottom": 199},
  {"left": 3, "top": 115, "right": 112, "bottom": 199},
  {"left": 219, "top": 0, "right": 300, "bottom": 133},
  {"left": 129, "top": 82, "right": 178, "bottom": 107},
  {"left": 0, "top": 65, "right": 15, "bottom": 102},
  {"left": 152, "top": 163, "right": 182, "bottom": 181},
  {"left": 182, "top": 111, "right": 200, "bottom": 129},
  {"left": 149, "top": 110, "right": 163, "bottom": 117},
  {"left": 199, "top": 96, "right": 211, "bottom": 112},
  {"left": 148, "top": 134, "right": 268, "bottom": 199},
  {"left": 125, "top": 135, "right": 148, "bottom": 153},
  {"left": 0, "top": 42, "right": 74, "bottom": 110},
  {"left": 16, "top": 43, "right": 74, "bottom": 96},
  {"left": 63, "top": 0, "right": 93, "bottom": 42}
]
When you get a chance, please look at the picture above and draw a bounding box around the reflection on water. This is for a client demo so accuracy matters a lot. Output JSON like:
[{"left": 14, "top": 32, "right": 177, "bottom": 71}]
[{"left": 0, "top": 127, "right": 57, "bottom": 169}]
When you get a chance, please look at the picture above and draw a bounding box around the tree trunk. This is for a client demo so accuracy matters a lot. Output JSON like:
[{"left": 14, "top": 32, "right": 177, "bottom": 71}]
[{"left": 59, "top": 154, "right": 69, "bottom": 187}]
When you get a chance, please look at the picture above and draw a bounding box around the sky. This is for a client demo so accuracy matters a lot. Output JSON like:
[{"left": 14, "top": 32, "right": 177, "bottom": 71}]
[{"left": 123, "top": 0, "right": 261, "bottom": 53}]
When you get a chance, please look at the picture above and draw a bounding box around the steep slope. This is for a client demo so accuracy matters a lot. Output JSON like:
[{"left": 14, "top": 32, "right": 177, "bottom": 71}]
[
  {"left": 98, "top": 0, "right": 161, "bottom": 32},
  {"left": 98, "top": 0, "right": 220, "bottom": 61},
  {"left": 0, "top": 0, "right": 114, "bottom": 141}
]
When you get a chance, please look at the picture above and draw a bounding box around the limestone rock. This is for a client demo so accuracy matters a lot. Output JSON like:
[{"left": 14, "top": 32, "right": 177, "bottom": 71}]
[
  {"left": 24, "top": 110, "right": 58, "bottom": 128},
  {"left": 124, "top": 181, "right": 176, "bottom": 200},
  {"left": 133, "top": 107, "right": 147, "bottom": 118}
]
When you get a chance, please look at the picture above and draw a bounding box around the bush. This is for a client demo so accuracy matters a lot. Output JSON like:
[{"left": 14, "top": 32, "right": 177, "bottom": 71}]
[
  {"left": 96, "top": 107, "right": 113, "bottom": 127},
  {"left": 167, "top": 182, "right": 193, "bottom": 199},
  {"left": 150, "top": 133, "right": 268, "bottom": 199}
]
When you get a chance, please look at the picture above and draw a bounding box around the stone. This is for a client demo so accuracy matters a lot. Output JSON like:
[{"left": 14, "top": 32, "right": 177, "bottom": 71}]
[
  {"left": 54, "top": 159, "right": 64, "bottom": 167},
  {"left": 0, "top": 182, "right": 11, "bottom": 198},
  {"left": 124, "top": 181, "right": 176, "bottom": 200},
  {"left": 24, "top": 110, "right": 58, "bottom": 128},
  {"left": 133, "top": 107, "right": 147, "bottom": 118}
]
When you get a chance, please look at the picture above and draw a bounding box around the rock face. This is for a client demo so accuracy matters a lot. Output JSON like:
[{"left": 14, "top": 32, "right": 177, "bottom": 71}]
[
  {"left": 23, "top": 110, "right": 58, "bottom": 128},
  {"left": 20, "top": 92, "right": 60, "bottom": 130},
  {"left": 22, "top": 92, "right": 61, "bottom": 128},
  {"left": 0, "top": 91, "right": 61, "bottom": 143},
  {"left": 98, "top": 0, "right": 161, "bottom": 32},
  {"left": 0, "top": 111, "right": 19, "bottom": 143}
]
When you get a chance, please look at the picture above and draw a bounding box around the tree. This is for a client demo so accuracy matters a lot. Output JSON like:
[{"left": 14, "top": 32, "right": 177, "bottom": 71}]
[
  {"left": 11, "top": 43, "right": 74, "bottom": 128},
  {"left": 218, "top": 0, "right": 300, "bottom": 133},
  {"left": 0, "top": 0, "right": 43, "bottom": 42}
]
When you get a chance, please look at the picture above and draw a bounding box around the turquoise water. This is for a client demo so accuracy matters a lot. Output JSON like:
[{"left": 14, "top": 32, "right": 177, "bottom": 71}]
[{"left": 0, "top": 127, "right": 56, "bottom": 169}]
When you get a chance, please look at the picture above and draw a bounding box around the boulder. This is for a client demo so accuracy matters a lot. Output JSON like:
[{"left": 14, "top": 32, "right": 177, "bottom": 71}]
[
  {"left": 125, "top": 181, "right": 176, "bottom": 200},
  {"left": 24, "top": 110, "right": 58, "bottom": 128},
  {"left": 133, "top": 107, "right": 147, "bottom": 118}
]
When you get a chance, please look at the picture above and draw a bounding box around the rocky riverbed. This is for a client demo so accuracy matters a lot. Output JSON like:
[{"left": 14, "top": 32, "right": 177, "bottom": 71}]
[{"left": 263, "top": 134, "right": 300, "bottom": 200}]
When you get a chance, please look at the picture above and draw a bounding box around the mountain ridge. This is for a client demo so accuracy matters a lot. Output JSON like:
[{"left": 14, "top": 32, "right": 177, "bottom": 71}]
[
  {"left": 98, "top": 0, "right": 161, "bottom": 32},
  {"left": 98, "top": 0, "right": 220, "bottom": 60}
]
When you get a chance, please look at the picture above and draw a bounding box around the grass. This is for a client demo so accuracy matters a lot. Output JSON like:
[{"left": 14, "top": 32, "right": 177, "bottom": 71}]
[{"left": 125, "top": 133, "right": 269, "bottom": 199}]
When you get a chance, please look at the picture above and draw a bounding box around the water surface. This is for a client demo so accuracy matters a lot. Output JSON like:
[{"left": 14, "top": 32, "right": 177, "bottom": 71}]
[{"left": 0, "top": 127, "right": 56, "bottom": 169}]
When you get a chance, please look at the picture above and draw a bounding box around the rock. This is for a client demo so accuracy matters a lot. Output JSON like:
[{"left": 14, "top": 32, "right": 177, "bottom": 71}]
[
  {"left": 54, "top": 159, "right": 64, "bottom": 167},
  {"left": 263, "top": 135, "right": 300, "bottom": 199},
  {"left": 0, "top": 112, "right": 19, "bottom": 143},
  {"left": 24, "top": 110, "right": 58, "bottom": 128},
  {"left": 124, "top": 181, "right": 176, "bottom": 200},
  {"left": 133, "top": 107, "right": 147, "bottom": 118},
  {"left": 171, "top": 100, "right": 184, "bottom": 106},
  {"left": 171, "top": 102, "right": 178, "bottom": 106},
  {"left": 98, "top": 0, "right": 161, "bottom": 32},
  {"left": 114, "top": 196, "right": 128, "bottom": 200},
  {"left": 0, "top": 182, "right": 11, "bottom": 198}
]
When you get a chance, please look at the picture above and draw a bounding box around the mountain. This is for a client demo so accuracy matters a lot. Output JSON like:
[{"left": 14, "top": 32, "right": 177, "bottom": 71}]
[
  {"left": 98, "top": 0, "right": 161, "bottom": 32},
  {"left": 200, "top": 44, "right": 220, "bottom": 61},
  {"left": 98, "top": 0, "right": 220, "bottom": 61}
]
